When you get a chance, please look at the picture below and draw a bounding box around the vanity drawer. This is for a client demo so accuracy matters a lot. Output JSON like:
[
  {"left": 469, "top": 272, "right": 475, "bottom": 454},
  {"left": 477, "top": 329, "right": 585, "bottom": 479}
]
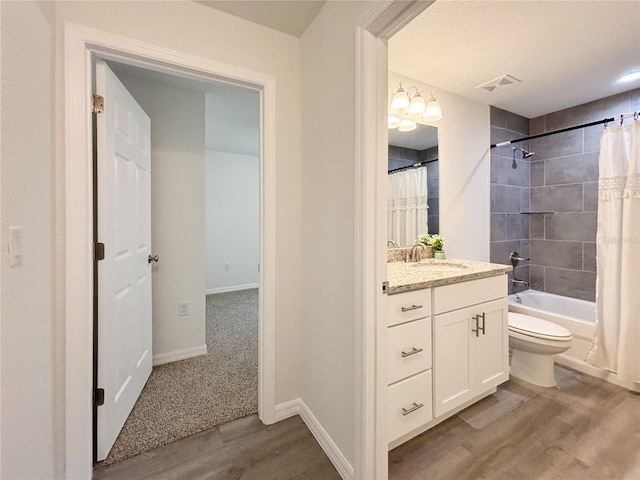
[
  {"left": 433, "top": 275, "right": 507, "bottom": 315},
  {"left": 387, "top": 289, "right": 432, "bottom": 327},
  {"left": 387, "top": 318, "right": 431, "bottom": 384},
  {"left": 388, "top": 370, "right": 433, "bottom": 443}
]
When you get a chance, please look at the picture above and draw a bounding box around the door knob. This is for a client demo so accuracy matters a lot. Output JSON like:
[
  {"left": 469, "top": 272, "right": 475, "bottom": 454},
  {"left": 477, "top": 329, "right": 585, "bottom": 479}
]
[{"left": 148, "top": 254, "right": 159, "bottom": 264}]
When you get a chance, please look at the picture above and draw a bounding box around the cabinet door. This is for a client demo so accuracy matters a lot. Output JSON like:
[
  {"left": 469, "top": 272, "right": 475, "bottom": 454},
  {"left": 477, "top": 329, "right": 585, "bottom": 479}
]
[
  {"left": 433, "top": 308, "right": 474, "bottom": 418},
  {"left": 474, "top": 298, "right": 509, "bottom": 390}
]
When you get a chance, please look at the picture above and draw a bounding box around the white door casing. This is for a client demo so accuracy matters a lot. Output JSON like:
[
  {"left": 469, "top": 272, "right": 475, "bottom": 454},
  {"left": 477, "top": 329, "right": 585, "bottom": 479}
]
[{"left": 95, "top": 60, "right": 153, "bottom": 461}]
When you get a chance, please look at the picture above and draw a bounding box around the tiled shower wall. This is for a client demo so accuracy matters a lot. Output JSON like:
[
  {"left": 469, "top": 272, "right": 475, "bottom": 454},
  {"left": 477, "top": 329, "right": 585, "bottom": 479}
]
[
  {"left": 489, "top": 107, "right": 530, "bottom": 290},
  {"left": 490, "top": 88, "right": 640, "bottom": 302}
]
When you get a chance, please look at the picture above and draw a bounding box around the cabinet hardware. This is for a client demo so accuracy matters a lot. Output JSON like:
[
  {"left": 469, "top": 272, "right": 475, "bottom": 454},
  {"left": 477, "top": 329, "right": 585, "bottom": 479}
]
[
  {"left": 472, "top": 313, "right": 486, "bottom": 337},
  {"left": 402, "top": 402, "right": 424, "bottom": 416},
  {"left": 401, "top": 347, "right": 423, "bottom": 358},
  {"left": 401, "top": 304, "right": 423, "bottom": 312},
  {"left": 148, "top": 254, "right": 159, "bottom": 264}
]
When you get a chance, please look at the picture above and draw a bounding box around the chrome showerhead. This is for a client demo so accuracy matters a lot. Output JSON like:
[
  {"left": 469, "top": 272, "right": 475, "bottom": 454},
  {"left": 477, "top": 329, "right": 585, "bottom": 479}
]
[{"left": 512, "top": 146, "right": 535, "bottom": 168}]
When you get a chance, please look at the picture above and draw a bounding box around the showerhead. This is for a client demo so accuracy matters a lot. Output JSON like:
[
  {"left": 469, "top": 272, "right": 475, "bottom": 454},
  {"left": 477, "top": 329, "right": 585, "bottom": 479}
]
[{"left": 511, "top": 146, "right": 535, "bottom": 168}]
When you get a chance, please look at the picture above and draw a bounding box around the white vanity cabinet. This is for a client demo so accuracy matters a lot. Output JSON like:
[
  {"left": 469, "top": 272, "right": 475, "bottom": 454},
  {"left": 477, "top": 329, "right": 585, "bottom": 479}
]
[
  {"left": 386, "top": 272, "right": 509, "bottom": 447},
  {"left": 386, "top": 288, "right": 433, "bottom": 444}
]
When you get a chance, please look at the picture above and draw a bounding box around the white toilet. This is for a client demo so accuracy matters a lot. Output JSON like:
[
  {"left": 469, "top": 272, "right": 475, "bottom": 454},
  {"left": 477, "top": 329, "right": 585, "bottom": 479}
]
[{"left": 508, "top": 312, "right": 573, "bottom": 387}]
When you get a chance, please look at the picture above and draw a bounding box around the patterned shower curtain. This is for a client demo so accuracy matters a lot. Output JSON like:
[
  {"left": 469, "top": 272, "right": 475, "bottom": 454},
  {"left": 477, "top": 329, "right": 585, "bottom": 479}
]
[
  {"left": 387, "top": 167, "right": 428, "bottom": 247},
  {"left": 586, "top": 120, "right": 640, "bottom": 383}
]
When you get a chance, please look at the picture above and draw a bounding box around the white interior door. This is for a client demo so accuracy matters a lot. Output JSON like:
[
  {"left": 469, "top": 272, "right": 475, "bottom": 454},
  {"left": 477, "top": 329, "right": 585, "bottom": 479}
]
[{"left": 96, "top": 60, "right": 153, "bottom": 461}]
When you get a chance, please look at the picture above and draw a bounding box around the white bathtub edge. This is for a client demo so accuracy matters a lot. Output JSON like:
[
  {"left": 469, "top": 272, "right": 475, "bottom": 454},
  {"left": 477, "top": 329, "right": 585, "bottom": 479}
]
[{"left": 555, "top": 354, "right": 640, "bottom": 393}]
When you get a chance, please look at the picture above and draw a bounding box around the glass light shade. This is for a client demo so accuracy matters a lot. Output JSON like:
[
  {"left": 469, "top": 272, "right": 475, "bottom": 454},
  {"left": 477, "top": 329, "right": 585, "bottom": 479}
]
[
  {"left": 390, "top": 88, "right": 410, "bottom": 114},
  {"left": 398, "top": 119, "right": 416, "bottom": 132},
  {"left": 422, "top": 100, "right": 442, "bottom": 122},
  {"left": 407, "top": 94, "right": 427, "bottom": 117},
  {"left": 388, "top": 116, "right": 401, "bottom": 129}
]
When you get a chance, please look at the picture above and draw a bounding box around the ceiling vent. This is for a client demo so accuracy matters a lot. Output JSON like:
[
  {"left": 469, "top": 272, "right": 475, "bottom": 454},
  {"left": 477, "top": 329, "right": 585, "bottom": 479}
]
[{"left": 476, "top": 74, "right": 522, "bottom": 93}]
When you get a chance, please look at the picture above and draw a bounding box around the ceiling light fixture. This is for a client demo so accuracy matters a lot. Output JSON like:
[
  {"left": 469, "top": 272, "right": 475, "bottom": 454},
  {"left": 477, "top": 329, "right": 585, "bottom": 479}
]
[
  {"left": 619, "top": 70, "right": 640, "bottom": 83},
  {"left": 388, "top": 82, "right": 442, "bottom": 130}
]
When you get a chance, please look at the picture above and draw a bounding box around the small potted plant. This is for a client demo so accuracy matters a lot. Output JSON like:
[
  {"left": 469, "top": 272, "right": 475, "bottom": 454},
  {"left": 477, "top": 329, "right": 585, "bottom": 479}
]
[
  {"left": 420, "top": 234, "right": 446, "bottom": 259},
  {"left": 418, "top": 234, "right": 434, "bottom": 258}
]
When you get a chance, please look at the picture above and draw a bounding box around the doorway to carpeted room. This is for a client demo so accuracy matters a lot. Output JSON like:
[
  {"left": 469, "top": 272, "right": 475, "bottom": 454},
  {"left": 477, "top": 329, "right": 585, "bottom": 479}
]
[{"left": 97, "top": 289, "right": 258, "bottom": 467}]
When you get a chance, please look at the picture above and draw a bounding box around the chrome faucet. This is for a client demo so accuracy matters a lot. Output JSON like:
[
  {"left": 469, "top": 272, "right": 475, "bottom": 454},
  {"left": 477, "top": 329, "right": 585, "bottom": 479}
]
[
  {"left": 406, "top": 243, "right": 426, "bottom": 263},
  {"left": 512, "top": 279, "right": 529, "bottom": 287},
  {"left": 387, "top": 240, "right": 398, "bottom": 247},
  {"left": 509, "top": 251, "right": 530, "bottom": 291}
]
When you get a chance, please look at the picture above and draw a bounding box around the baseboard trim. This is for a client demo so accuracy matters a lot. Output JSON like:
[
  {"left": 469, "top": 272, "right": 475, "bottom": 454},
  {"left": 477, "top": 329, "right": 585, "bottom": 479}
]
[
  {"left": 556, "top": 354, "right": 640, "bottom": 393},
  {"left": 206, "top": 283, "right": 259, "bottom": 295},
  {"left": 274, "top": 398, "right": 301, "bottom": 422},
  {"left": 298, "top": 399, "right": 354, "bottom": 480},
  {"left": 152, "top": 344, "right": 207, "bottom": 366}
]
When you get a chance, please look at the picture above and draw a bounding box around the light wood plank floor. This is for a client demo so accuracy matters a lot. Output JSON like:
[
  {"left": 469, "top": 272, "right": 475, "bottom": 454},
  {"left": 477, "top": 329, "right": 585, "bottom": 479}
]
[
  {"left": 95, "top": 366, "right": 640, "bottom": 480},
  {"left": 390, "top": 366, "right": 640, "bottom": 479},
  {"left": 93, "top": 414, "right": 341, "bottom": 480}
]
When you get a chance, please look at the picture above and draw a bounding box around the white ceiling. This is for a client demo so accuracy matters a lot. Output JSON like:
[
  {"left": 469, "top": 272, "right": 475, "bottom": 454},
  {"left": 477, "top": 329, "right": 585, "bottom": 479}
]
[
  {"left": 110, "top": 62, "right": 259, "bottom": 156},
  {"left": 388, "top": 123, "right": 438, "bottom": 151},
  {"left": 389, "top": 0, "right": 640, "bottom": 119},
  {"left": 198, "top": 0, "right": 326, "bottom": 37}
]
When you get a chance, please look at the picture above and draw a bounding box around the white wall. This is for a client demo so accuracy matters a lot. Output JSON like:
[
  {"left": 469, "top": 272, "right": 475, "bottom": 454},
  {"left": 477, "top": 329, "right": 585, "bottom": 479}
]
[
  {"left": 389, "top": 72, "right": 491, "bottom": 261},
  {"left": 114, "top": 72, "right": 207, "bottom": 361},
  {"left": 205, "top": 150, "right": 259, "bottom": 293},
  {"left": 1, "top": 1, "right": 58, "bottom": 478},
  {"left": 300, "top": 0, "right": 376, "bottom": 468}
]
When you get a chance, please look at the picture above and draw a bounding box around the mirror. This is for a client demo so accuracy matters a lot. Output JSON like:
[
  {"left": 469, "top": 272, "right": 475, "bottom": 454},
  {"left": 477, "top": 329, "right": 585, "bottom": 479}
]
[{"left": 388, "top": 124, "right": 439, "bottom": 247}]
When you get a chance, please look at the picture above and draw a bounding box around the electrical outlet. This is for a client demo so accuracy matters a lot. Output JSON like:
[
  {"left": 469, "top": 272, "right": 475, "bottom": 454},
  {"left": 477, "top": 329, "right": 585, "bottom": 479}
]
[
  {"left": 178, "top": 302, "right": 191, "bottom": 316},
  {"left": 224, "top": 263, "right": 230, "bottom": 271}
]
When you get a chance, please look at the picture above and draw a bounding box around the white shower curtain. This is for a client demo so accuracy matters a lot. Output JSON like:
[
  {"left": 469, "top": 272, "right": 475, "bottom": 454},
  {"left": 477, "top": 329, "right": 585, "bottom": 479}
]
[
  {"left": 388, "top": 167, "right": 428, "bottom": 246},
  {"left": 586, "top": 120, "right": 640, "bottom": 383}
]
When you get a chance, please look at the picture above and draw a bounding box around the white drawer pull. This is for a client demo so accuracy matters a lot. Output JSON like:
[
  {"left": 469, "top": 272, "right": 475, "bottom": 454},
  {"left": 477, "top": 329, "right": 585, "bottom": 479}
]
[
  {"left": 402, "top": 402, "right": 424, "bottom": 416},
  {"left": 401, "top": 347, "right": 423, "bottom": 358},
  {"left": 401, "top": 304, "right": 423, "bottom": 312}
]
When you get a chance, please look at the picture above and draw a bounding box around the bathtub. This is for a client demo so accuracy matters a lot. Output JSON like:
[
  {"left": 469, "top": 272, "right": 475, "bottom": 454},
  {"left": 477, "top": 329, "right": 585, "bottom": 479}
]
[{"left": 508, "top": 289, "right": 596, "bottom": 369}]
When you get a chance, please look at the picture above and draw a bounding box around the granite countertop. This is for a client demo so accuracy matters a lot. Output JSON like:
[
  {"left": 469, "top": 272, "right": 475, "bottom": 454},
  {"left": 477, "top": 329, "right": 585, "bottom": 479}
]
[{"left": 387, "top": 258, "right": 512, "bottom": 294}]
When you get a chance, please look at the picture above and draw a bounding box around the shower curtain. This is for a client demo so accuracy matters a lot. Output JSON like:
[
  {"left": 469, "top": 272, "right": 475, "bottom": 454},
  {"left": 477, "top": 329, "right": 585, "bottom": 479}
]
[
  {"left": 586, "top": 120, "right": 640, "bottom": 383},
  {"left": 387, "top": 167, "right": 428, "bottom": 246}
]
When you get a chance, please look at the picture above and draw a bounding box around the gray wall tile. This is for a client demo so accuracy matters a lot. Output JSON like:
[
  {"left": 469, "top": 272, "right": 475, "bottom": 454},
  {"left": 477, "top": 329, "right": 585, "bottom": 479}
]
[
  {"left": 507, "top": 214, "right": 529, "bottom": 240},
  {"left": 530, "top": 265, "right": 545, "bottom": 291},
  {"left": 631, "top": 90, "right": 640, "bottom": 111},
  {"left": 490, "top": 106, "right": 508, "bottom": 128},
  {"left": 491, "top": 214, "right": 507, "bottom": 241},
  {"left": 583, "top": 242, "right": 596, "bottom": 272},
  {"left": 530, "top": 184, "right": 583, "bottom": 212},
  {"left": 529, "top": 215, "right": 545, "bottom": 239},
  {"left": 530, "top": 116, "right": 545, "bottom": 135},
  {"left": 545, "top": 91, "right": 632, "bottom": 130},
  {"left": 521, "top": 188, "right": 530, "bottom": 212},
  {"left": 490, "top": 240, "right": 521, "bottom": 265},
  {"left": 544, "top": 267, "right": 596, "bottom": 301},
  {"left": 428, "top": 216, "right": 439, "bottom": 234},
  {"left": 389, "top": 145, "right": 419, "bottom": 163},
  {"left": 506, "top": 111, "right": 529, "bottom": 135},
  {"left": 491, "top": 155, "right": 507, "bottom": 184},
  {"left": 544, "top": 213, "right": 597, "bottom": 241},
  {"left": 506, "top": 159, "right": 530, "bottom": 187},
  {"left": 491, "top": 184, "right": 523, "bottom": 213},
  {"left": 583, "top": 182, "right": 598, "bottom": 212},
  {"left": 531, "top": 129, "right": 583, "bottom": 160},
  {"left": 545, "top": 152, "right": 599, "bottom": 185},
  {"left": 530, "top": 160, "right": 545, "bottom": 187},
  {"left": 530, "top": 239, "right": 583, "bottom": 269},
  {"left": 584, "top": 124, "right": 604, "bottom": 153}
]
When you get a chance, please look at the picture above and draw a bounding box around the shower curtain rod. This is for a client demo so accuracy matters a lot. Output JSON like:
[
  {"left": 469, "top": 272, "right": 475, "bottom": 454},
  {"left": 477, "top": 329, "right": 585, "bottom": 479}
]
[
  {"left": 388, "top": 160, "right": 432, "bottom": 174},
  {"left": 491, "top": 111, "right": 638, "bottom": 148}
]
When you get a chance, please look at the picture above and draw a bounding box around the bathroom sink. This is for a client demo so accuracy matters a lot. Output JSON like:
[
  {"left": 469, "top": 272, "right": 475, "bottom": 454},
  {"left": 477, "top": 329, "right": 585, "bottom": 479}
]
[{"left": 409, "top": 261, "right": 469, "bottom": 272}]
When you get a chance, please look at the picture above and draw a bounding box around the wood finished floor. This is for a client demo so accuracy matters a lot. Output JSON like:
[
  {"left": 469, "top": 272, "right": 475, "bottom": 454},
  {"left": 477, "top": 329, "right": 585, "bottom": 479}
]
[
  {"left": 95, "top": 366, "right": 640, "bottom": 480},
  {"left": 389, "top": 366, "right": 640, "bottom": 480},
  {"left": 93, "top": 414, "right": 341, "bottom": 480}
]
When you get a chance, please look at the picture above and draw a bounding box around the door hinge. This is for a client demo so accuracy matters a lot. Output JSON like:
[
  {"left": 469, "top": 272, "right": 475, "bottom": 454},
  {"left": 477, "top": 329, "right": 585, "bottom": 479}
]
[
  {"left": 382, "top": 281, "right": 389, "bottom": 295},
  {"left": 92, "top": 94, "right": 104, "bottom": 114},
  {"left": 95, "top": 242, "right": 105, "bottom": 261},
  {"left": 95, "top": 388, "right": 105, "bottom": 407}
]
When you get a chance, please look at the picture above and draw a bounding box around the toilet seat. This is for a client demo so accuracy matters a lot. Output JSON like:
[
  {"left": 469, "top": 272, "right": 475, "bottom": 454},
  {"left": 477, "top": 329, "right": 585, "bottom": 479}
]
[{"left": 508, "top": 312, "right": 572, "bottom": 341}]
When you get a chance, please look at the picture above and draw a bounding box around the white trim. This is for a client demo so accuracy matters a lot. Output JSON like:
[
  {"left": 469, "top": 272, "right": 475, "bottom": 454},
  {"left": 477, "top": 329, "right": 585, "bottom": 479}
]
[
  {"left": 298, "top": 400, "right": 354, "bottom": 480},
  {"left": 205, "top": 283, "right": 259, "bottom": 295},
  {"left": 152, "top": 345, "right": 207, "bottom": 366},
  {"left": 274, "top": 398, "right": 301, "bottom": 422},
  {"left": 555, "top": 355, "right": 640, "bottom": 393},
  {"left": 354, "top": 2, "right": 434, "bottom": 479},
  {"left": 64, "top": 23, "right": 277, "bottom": 479}
]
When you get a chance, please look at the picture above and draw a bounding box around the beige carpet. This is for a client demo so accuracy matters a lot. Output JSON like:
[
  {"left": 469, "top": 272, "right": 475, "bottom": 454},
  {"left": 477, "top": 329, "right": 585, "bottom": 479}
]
[{"left": 96, "top": 289, "right": 258, "bottom": 467}]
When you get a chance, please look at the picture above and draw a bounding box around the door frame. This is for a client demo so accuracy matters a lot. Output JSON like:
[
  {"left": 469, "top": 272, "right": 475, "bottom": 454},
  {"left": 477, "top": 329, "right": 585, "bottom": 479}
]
[{"left": 64, "top": 23, "right": 277, "bottom": 479}]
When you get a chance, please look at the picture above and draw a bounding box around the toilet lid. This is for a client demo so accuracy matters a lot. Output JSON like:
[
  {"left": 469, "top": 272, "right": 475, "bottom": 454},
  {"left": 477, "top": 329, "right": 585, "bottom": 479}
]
[{"left": 508, "top": 312, "right": 572, "bottom": 340}]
